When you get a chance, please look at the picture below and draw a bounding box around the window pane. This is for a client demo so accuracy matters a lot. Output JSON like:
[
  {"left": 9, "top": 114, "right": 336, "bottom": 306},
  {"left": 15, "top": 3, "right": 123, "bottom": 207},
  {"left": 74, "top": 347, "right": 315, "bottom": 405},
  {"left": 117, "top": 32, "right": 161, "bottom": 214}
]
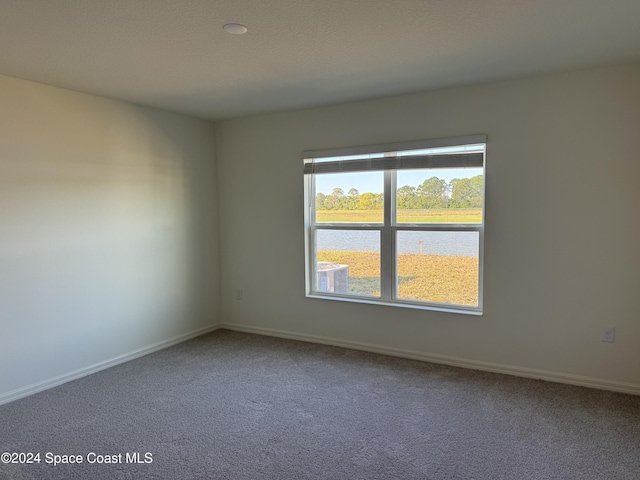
[
  {"left": 396, "top": 168, "right": 483, "bottom": 224},
  {"left": 315, "top": 172, "right": 383, "bottom": 223},
  {"left": 396, "top": 231, "right": 479, "bottom": 306},
  {"left": 315, "top": 229, "right": 380, "bottom": 297}
]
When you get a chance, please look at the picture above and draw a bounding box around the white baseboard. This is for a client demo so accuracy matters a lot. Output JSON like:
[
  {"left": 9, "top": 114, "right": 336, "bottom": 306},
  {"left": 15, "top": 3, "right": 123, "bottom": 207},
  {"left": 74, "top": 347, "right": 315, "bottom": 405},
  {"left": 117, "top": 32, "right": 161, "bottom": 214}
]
[
  {"left": 219, "top": 323, "right": 640, "bottom": 396},
  {"left": 4, "top": 322, "right": 637, "bottom": 406},
  {"left": 0, "top": 324, "right": 222, "bottom": 406}
]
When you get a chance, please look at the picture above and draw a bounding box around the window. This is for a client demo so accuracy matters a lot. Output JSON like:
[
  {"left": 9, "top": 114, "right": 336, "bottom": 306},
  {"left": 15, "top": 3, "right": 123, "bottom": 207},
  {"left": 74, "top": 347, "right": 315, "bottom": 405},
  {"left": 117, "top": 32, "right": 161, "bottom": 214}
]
[{"left": 303, "top": 135, "right": 485, "bottom": 314}]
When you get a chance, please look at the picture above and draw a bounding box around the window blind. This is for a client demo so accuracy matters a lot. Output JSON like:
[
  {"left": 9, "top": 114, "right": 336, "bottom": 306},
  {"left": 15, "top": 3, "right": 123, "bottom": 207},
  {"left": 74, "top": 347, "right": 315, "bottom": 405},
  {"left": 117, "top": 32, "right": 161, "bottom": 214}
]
[
  {"left": 302, "top": 134, "right": 486, "bottom": 175},
  {"left": 303, "top": 152, "right": 483, "bottom": 175}
]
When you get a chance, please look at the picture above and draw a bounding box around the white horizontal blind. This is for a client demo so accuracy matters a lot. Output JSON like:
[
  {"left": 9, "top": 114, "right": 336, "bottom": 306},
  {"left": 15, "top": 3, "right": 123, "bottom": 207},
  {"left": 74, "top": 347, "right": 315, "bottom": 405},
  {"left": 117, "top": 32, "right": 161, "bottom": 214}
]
[
  {"left": 303, "top": 135, "right": 486, "bottom": 175},
  {"left": 303, "top": 153, "right": 483, "bottom": 175}
]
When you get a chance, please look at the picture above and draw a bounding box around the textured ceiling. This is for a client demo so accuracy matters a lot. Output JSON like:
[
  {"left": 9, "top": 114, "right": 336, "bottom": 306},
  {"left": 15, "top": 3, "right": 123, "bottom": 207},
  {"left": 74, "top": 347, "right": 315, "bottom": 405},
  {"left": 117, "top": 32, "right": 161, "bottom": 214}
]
[{"left": 1, "top": 0, "right": 640, "bottom": 121}]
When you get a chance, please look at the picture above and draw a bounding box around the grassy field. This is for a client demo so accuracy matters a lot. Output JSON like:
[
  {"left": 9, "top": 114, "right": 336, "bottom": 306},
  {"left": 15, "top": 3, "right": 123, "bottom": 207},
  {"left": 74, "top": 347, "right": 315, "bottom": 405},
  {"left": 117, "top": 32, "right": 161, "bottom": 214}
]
[
  {"left": 316, "top": 209, "right": 481, "bottom": 223},
  {"left": 318, "top": 250, "right": 478, "bottom": 306}
]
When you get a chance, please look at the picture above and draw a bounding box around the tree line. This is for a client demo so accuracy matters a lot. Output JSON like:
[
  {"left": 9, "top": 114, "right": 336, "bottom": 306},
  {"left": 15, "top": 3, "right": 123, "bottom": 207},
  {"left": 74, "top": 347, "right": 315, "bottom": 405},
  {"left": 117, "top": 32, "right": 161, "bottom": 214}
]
[{"left": 317, "top": 175, "right": 483, "bottom": 210}]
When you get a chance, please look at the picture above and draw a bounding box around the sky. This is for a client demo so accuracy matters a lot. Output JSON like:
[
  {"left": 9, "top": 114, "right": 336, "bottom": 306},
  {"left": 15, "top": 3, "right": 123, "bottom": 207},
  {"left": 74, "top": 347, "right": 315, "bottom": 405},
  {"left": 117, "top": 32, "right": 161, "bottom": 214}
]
[{"left": 315, "top": 167, "right": 483, "bottom": 195}]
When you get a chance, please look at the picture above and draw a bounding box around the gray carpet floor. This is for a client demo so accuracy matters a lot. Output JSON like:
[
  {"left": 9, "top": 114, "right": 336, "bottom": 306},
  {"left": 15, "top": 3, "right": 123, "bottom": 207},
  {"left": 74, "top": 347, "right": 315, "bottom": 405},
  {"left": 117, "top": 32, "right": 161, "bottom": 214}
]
[{"left": 1, "top": 329, "right": 639, "bottom": 480}]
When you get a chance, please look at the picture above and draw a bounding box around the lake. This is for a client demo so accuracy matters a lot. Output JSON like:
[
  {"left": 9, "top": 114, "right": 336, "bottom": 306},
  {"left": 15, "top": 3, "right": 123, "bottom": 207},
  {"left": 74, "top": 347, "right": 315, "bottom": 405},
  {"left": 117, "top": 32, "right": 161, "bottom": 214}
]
[{"left": 316, "top": 230, "right": 478, "bottom": 256}]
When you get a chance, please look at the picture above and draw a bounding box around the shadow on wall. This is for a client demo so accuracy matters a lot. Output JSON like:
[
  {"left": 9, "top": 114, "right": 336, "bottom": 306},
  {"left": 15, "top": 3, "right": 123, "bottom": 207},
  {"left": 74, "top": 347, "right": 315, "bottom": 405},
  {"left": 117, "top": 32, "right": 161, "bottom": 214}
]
[{"left": 0, "top": 88, "right": 218, "bottom": 393}]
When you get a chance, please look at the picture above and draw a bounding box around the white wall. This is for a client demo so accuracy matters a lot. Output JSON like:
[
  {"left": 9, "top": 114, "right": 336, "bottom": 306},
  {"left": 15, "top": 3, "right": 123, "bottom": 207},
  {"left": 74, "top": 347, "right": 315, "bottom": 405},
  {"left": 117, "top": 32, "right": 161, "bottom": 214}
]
[
  {"left": 215, "top": 63, "right": 640, "bottom": 389},
  {"left": 0, "top": 75, "right": 220, "bottom": 400}
]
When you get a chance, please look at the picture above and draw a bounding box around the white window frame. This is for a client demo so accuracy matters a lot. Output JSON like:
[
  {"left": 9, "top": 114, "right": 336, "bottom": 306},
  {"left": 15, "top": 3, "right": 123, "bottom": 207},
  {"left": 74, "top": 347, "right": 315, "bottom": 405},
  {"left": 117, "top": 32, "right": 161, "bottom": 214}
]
[{"left": 303, "top": 135, "right": 486, "bottom": 315}]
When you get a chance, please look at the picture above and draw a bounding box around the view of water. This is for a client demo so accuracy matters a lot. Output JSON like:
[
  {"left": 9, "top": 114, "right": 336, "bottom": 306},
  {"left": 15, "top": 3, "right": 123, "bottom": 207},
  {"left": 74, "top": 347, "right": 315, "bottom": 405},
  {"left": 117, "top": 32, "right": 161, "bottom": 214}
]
[{"left": 316, "top": 230, "right": 478, "bottom": 256}]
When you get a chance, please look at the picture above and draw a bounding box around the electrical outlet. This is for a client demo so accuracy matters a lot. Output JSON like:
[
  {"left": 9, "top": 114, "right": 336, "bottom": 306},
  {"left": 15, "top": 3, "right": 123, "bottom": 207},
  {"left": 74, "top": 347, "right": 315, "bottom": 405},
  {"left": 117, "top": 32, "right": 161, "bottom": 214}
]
[
  {"left": 236, "top": 288, "right": 243, "bottom": 301},
  {"left": 601, "top": 326, "right": 615, "bottom": 343}
]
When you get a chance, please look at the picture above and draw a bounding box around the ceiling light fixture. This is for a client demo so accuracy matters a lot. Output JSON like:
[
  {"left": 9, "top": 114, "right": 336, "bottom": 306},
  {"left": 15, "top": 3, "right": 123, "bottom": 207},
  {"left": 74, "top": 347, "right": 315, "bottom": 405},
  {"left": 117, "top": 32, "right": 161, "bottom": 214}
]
[{"left": 223, "top": 23, "right": 248, "bottom": 35}]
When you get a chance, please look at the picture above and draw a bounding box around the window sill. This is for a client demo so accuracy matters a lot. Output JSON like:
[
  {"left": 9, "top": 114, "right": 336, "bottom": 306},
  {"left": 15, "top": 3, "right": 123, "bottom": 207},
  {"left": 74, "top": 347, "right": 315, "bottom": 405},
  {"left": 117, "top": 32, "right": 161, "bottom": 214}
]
[{"left": 306, "top": 294, "right": 483, "bottom": 316}]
